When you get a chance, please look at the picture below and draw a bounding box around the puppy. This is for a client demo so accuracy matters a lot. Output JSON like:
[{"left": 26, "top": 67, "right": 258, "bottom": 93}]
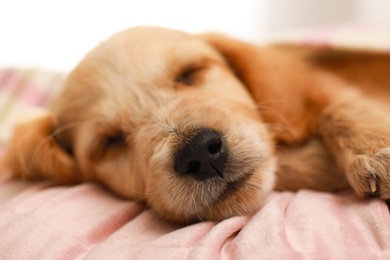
[{"left": 3, "top": 26, "right": 390, "bottom": 223}]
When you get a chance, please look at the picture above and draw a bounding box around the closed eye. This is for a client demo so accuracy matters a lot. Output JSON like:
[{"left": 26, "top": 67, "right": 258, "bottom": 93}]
[
  {"left": 175, "top": 67, "right": 201, "bottom": 86},
  {"left": 105, "top": 134, "right": 126, "bottom": 150},
  {"left": 90, "top": 131, "right": 127, "bottom": 161},
  {"left": 175, "top": 62, "right": 208, "bottom": 87}
]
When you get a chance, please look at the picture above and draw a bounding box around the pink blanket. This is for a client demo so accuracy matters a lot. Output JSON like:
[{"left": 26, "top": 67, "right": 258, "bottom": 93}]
[{"left": 0, "top": 179, "right": 389, "bottom": 259}]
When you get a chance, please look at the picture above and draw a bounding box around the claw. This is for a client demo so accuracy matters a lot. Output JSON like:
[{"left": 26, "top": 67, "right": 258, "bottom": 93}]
[{"left": 368, "top": 178, "right": 377, "bottom": 193}]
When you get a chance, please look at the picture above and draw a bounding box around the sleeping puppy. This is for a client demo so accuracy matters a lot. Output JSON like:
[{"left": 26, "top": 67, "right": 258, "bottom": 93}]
[{"left": 4, "top": 26, "right": 390, "bottom": 223}]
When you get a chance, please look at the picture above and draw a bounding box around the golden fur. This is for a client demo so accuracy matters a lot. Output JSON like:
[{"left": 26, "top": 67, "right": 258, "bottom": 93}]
[{"left": 3, "top": 27, "right": 390, "bottom": 223}]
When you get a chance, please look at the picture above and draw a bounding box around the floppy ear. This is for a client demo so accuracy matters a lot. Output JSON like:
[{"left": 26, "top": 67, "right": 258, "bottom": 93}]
[
  {"left": 199, "top": 33, "right": 267, "bottom": 98},
  {"left": 199, "top": 33, "right": 322, "bottom": 145},
  {"left": 2, "top": 113, "right": 79, "bottom": 184}
]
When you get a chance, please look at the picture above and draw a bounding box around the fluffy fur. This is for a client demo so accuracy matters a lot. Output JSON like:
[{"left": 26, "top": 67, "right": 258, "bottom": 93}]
[{"left": 3, "top": 27, "right": 390, "bottom": 223}]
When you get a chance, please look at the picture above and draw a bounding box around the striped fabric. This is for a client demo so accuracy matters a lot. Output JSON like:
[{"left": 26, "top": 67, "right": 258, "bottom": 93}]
[{"left": 0, "top": 68, "right": 65, "bottom": 144}]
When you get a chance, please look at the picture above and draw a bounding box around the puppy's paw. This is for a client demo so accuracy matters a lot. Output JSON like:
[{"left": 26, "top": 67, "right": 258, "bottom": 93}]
[{"left": 348, "top": 148, "right": 390, "bottom": 199}]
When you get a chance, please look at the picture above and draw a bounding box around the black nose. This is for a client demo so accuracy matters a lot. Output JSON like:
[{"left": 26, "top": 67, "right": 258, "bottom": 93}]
[{"left": 174, "top": 129, "right": 228, "bottom": 181}]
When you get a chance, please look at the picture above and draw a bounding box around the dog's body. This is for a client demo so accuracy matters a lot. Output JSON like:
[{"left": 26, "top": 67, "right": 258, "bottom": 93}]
[{"left": 4, "top": 27, "right": 390, "bottom": 223}]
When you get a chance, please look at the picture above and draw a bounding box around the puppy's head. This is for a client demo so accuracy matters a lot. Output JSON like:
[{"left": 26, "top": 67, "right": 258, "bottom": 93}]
[{"left": 9, "top": 27, "right": 276, "bottom": 223}]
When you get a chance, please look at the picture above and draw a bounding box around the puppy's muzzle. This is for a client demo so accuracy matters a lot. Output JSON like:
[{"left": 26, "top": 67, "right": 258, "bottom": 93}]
[{"left": 174, "top": 129, "right": 228, "bottom": 181}]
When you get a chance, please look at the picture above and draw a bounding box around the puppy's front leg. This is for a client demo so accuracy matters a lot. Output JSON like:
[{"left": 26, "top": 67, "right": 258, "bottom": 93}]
[{"left": 319, "top": 93, "right": 390, "bottom": 199}]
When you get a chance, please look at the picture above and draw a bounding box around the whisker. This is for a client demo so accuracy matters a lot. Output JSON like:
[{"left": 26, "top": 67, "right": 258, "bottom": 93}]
[
  {"left": 254, "top": 99, "right": 298, "bottom": 142},
  {"left": 257, "top": 105, "right": 291, "bottom": 127},
  {"left": 256, "top": 99, "right": 290, "bottom": 108}
]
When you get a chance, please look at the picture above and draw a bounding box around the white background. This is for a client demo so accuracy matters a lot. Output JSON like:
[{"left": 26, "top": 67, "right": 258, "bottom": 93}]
[{"left": 1, "top": 0, "right": 390, "bottom": 71}]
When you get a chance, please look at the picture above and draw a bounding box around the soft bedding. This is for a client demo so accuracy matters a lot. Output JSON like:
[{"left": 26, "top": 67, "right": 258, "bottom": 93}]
[
  {"left": 0, "top": 179, "right": 389, "bottom": 259},
  {"left": 1, "top": 25, "right": 390, "bottom": 259}
]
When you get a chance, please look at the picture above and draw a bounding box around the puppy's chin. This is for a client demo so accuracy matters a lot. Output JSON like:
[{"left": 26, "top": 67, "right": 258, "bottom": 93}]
[
  {"left": 202, "top": 164, "right": 276, "bottom": 221},
  {"left": 147, "top": 160, "right": 276, "bottom": 224}
]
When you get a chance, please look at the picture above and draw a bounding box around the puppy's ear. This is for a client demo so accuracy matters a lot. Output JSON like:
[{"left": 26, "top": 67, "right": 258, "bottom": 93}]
[
  {"left": 199, "top": 33, "right": 265, "bottom": 96},
  {"left": 200, "top": 33, "right": 319, "bottom": 144},
  {"left": 2, "top": 113, "right": 79, "bottom": 184}
]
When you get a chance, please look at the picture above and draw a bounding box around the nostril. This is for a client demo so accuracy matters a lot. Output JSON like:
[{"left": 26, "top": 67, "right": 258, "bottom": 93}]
[
  {"left": 187, "top": 160, "right": 201, "bottom": 173},
  {"left": 208, "top": 140, "right": 222, "bottom": 154},
  {"left": 174, "top": 128, "right": 228, "bottom": 181}
]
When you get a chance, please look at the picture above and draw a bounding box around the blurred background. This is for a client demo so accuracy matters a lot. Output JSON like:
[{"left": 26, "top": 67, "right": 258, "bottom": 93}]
[{"left": 1, "top": 0, "right": 390, "bottom": 71}]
